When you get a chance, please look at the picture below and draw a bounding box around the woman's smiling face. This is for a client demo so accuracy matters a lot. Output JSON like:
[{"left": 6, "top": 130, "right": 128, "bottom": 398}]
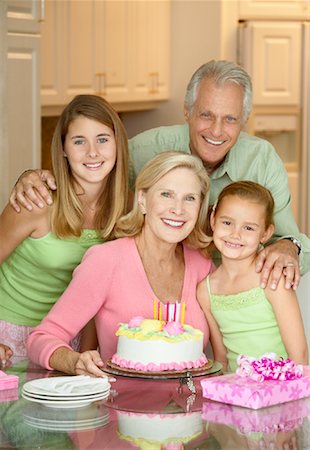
[{"left": 138, "top": 167, "right": 202, "bottom": 245}]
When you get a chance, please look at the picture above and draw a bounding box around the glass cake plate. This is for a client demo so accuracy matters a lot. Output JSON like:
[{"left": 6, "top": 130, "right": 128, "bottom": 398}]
[{"left": 104, "top": 359, "right": 222, "bottom": 380}]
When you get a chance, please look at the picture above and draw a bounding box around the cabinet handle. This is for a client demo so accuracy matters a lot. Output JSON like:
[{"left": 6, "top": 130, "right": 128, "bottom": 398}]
[
  {"left": 95, "top": 72, "right": 106, "bottom": 96},
  {"left": 149, "top": 72, "right": 159, "bottom": 94},
  {"left": 39, "top": 0, "right": 45, "bottom": 22}
]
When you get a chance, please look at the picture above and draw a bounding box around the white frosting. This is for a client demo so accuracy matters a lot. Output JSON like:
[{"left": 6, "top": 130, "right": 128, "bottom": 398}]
[
  {"left": 116, "top": 334, "right": 204, "bottom": 366},
  {"left": 117, "top": 411, "right": 202, "bottom": 442}
]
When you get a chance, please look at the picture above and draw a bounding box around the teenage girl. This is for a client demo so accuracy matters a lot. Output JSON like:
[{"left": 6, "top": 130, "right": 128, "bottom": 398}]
[{"left": 0, "top": 95, "right": 128, "bottom": 363}]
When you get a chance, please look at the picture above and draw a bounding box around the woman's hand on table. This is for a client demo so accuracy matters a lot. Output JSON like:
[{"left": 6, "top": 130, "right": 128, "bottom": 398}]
[
  {"left": 49, "top": 347, "right": 111, "bottom": 379},
  {"left": 74, "top": 350, "right": 108, "bottom": 377},
  {"left": 0, "top": 343, "right": 13, "bottom": 367}
]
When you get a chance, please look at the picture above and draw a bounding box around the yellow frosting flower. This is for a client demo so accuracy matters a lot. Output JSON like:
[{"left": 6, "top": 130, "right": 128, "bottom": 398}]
[{"left": 140, "top": 319, "right": 164, "bottom": 333}]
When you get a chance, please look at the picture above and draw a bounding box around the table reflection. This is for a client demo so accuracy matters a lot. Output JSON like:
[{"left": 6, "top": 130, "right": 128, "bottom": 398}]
[{"left": 0, "top": 358, "right": 309, "bottom": 449}]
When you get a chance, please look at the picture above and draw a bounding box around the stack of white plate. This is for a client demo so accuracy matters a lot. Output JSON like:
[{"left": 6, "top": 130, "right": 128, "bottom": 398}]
[
  {"left": 23, "top": 402, "right": 110, "bottom": 432},
  {"left": 22, "top": 375, "right": 111, "bottom": 409}
]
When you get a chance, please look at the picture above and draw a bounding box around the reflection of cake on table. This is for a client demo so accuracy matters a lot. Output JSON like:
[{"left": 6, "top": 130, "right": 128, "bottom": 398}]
[
  {"left": 117, "top": 410, "right": 203, "bottom": 450},
  {"left": 110, "top": 316, "right": 208, "bottom": 373}
]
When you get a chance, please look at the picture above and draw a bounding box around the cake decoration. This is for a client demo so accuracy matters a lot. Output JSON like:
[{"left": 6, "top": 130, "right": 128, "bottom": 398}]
[
  {"left": 117, "top": 410, "right": 203, "bottom": 450},
  {"left": 110, "top": 316, "right": 208, "bottom": 373}
]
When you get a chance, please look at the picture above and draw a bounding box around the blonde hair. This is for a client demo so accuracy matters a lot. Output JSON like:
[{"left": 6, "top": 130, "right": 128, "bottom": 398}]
[
  {"left": 214, "top": 181, "right": 275, "bottom": 228},
  {"left": 114, "top": 151, "right": 212, "bottom": 254},
  {"left": 50, "top": 95, "right": 128, "bottom": 240}
]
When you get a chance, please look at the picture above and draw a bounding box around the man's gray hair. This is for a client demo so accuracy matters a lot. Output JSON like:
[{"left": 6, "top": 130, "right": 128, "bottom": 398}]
[{"left": 184, "top": 60, "right": 252, "bottom": 123}]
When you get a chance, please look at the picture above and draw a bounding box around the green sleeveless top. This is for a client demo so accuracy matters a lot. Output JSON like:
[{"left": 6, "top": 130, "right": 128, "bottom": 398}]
[
  {"left": 206, "top": 276, "right": 288, "bottom": 372},
  {"left": 0, "top": 230, "right": 103, "bottom": 326}
]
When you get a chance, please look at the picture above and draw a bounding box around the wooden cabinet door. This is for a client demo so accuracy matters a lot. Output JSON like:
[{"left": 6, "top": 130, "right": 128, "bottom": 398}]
[
  {"left": 7, "top": 0, "right": 41, "bottom": 33},
  {"left": 130, "top": 0, "right": 170, "bottom": 101},
  {"left": 7, "top": 33, "right": 41, "bottom": 187},
  {"left": 61, "top": 0, "right": 100, "bottom": 101},
  {"left": 40, "top": 0, "right": 64, "bottom": 106},
  {"left": 97, "top": 0, "right": 132, "bottom": 102},
  {"left": 239, "top": 0, "right": 310, "bottom": 20},
  {"left": 240, "top": 21, "right": 302, "bottom": 106}
]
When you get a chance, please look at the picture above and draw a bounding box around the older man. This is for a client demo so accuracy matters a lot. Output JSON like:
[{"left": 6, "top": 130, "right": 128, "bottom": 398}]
[{"left": 10, "top": 60, "right": 310, "bottom": 289}]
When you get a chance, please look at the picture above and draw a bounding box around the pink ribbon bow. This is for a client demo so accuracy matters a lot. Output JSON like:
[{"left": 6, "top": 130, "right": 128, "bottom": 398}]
[{"left": 236, "top": 353, "right": 304, "bottom": 382}]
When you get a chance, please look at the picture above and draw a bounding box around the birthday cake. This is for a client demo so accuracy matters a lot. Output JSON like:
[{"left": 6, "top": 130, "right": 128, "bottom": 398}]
[
  {"left": 117, "top": 410, "right": 203, "bottom": 450},
  {"left": 110, "top": 316, "right": 208, "bottom": 373}
]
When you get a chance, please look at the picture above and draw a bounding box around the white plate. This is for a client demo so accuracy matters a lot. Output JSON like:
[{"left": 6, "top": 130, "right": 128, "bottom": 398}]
[
  {"left": 22, "top": 387, "right": 110, "bottom": 402},
  {"left": 23, "top": 402, "right": 108, "bottom": 421},
  {"left": 23, "top": 375, "right": 110, "bottom": 397},
  {"left": 23, "top": 415, "right": 109, "bottom": 431},
  {"left": 22, "top": 391, "right": 110, "bottom": 408}
]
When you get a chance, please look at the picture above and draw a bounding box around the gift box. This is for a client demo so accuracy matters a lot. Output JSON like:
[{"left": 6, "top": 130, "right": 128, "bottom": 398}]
[
  {"left": 0, "top": 370, "right": 19, "bottom": 403},
  {"left": 202, "top": 396, "right": 310, "bottom": 433},
  {"left": 0, "top": 370, "right": 19, "bottom": 390},
  {"left": 200, "top": 366, "right": 310, "bottom": 409}
]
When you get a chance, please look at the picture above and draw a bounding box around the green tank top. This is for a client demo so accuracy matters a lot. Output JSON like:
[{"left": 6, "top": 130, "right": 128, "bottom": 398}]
[
  {"left": 206, "top": 276, "right": 288, "bottom": 372},
  {"left": 0, "top": 230, "right": 103, "bottom": 326}
]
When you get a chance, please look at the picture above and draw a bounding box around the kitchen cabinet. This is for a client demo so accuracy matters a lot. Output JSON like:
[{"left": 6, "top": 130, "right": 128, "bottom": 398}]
[
  {"left": 41, "top": 0, "right": 170, "bottom": 115},
  {"left": 6, "top": 0, "right": 41, "bottom": 196},
  {"left": 238, "top": 20, "right": 302, "bottom": 223},
  {"left": 239, "top": 0, "right": 310, "bottom": 20},
  {"left": 238, "top": 21, "right": 302, "bottom": 106}
]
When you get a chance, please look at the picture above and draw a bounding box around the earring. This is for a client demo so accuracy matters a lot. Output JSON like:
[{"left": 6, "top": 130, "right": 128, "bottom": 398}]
[{"left": 63, "top": 152, "right": 67, "bottom": 157}]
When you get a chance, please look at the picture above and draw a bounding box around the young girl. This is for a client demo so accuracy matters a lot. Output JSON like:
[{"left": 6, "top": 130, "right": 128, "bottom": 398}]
[
  {"left": 0, "top": 95, "right": 128, "bottom": 362},
  {"left": 197, "top": 181, "right": 308, "bottom": 372}
]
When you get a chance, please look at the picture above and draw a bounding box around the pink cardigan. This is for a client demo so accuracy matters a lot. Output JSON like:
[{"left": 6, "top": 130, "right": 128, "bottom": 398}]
[{"left": 27, "top": 237, "right": 213, "bottom": 369}]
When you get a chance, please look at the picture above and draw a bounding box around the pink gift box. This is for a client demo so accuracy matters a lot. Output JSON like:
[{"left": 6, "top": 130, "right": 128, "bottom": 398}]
[
  {"left": 0, "top": 370, "right": 19, "bottom": 391},
  {"left": 200, "top": 366, "right": 310, "bottom": 409},
  {"left": 202, "top": 397, "right": 310, "bottom": 433}
]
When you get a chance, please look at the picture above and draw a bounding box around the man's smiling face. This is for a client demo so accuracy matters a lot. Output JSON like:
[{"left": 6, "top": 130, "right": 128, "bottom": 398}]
[{"left": 185, "top": 77, "right": 245, "bottom": 174}]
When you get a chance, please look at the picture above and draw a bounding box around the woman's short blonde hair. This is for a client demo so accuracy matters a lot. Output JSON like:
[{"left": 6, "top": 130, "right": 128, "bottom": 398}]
[{"left": 115, "top": 151, "right": 212, "bottom": 254}]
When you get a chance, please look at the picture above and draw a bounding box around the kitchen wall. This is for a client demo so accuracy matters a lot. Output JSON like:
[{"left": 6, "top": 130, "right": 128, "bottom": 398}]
[
  {"left": 0, "top": 3, "right": 8, "bottom": 209},
  {"left": 122, "top": 0, "right": 238, "bottom": 137}
]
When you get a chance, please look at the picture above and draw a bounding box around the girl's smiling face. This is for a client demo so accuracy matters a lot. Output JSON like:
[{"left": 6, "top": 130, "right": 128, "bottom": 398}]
[
  {"left": 211, "top": 195, "right": 274, "bottom": 260},
  {"left": 138, "top": 167, "right": 202, "bottom": 245},
  {"left": 64, "top": 116, "right": 117, "bottom": 191}
]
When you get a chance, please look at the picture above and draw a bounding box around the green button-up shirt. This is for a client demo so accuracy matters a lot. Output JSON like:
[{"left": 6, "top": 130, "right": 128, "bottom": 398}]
[{"left": 128, "top": 124, "right": 310, "bottom": 274}]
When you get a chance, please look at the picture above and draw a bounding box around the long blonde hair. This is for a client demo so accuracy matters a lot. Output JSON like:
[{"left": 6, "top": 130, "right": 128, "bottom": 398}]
[
  {"left": 114, "top": 151, "right": 212, "bottom": 254},
  {"left": 50, "top": 95, "right": 128, "bottom": 239}
]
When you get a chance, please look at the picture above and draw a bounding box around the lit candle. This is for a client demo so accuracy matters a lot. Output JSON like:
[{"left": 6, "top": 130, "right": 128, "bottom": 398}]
[
  {"left": 181, "top": 302, "right": 185, "bottom": 325},
  {"left": 153, "top": 299, "right": 157, "bottom": 320},
  {"left": 166, "top": 301, "right": 169, "bottom": 321},
  {"left": 176, "top": 302, "right": 180, "bottom": 323}
]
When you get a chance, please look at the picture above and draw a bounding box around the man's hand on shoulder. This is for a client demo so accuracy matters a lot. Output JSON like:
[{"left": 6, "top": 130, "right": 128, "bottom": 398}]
[
  {"left": 256, "top": 239, "right": 300, "bottom": 291},
  {"left": 9, "top": 169, "right": 56, "bottom": 213}
]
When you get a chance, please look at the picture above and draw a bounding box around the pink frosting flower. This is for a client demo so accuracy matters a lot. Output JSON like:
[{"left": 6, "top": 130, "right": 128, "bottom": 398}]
[
  {"left": 128, "top": 316, "right": 144, "bottom": 328},
  {"left": 164, "top": 321, "right": 184, "bottom": 336}
]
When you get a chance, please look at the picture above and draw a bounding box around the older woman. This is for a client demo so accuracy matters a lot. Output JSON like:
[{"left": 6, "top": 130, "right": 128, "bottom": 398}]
[{"left": 27, "top": 151, "right": 213, "bottom": 377}]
